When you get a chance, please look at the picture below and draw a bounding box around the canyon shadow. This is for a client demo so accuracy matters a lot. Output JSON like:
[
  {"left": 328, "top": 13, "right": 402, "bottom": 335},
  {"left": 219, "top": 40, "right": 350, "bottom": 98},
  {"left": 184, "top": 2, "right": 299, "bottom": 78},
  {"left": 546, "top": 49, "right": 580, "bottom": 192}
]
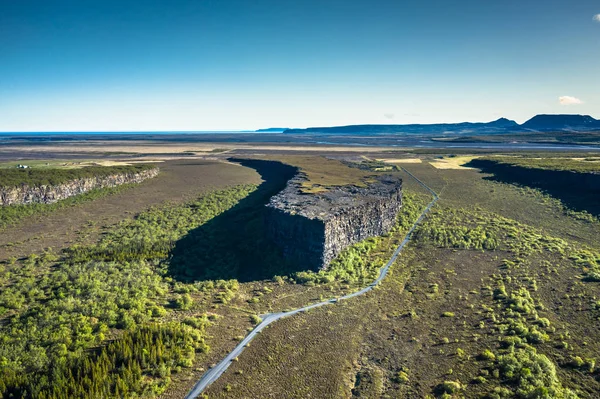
[{"left": 168, "top": 158, "right": 303, "bottom": 282}]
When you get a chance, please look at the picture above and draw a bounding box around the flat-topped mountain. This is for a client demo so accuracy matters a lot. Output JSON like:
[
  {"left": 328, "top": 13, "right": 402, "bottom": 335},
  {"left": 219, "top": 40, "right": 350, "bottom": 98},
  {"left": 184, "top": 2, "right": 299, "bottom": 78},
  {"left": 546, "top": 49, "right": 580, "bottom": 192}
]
[
  {"left": 521, "top": 114, "right": 600, "bottom": 131},
  {"left": 284, "top": 114, "right": 600, "bottom": 135}
]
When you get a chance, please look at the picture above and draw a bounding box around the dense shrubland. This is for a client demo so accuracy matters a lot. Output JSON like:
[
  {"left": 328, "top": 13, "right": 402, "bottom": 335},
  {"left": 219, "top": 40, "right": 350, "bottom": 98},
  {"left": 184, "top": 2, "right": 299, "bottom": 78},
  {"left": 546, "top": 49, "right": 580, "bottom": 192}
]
[
  {"left": 65, "top": 184, "right": 257, "bottom": 264},
  {"left": 480, "top": 278, "right": 579, "bottom": 399},
  {"left": 0, "top": 185, "right": 255, "bottom": 398},
  {"left": 1, "top": 322, "right": 210, "bottom": 398}
]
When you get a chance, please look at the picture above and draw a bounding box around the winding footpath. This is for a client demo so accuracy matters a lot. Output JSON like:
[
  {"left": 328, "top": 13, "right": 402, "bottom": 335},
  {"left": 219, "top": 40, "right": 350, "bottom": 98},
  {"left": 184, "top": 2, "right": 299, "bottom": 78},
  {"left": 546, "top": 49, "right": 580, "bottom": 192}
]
[{"left": 184, "top": 168, "right": 439, "bottom": 398}]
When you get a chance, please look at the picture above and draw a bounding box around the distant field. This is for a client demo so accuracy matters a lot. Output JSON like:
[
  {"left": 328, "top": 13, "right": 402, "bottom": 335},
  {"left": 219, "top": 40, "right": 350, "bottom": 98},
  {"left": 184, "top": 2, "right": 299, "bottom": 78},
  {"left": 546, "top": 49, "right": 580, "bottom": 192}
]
[
  {"left": 376, "top": 157, "right": 422, "bottom": 164},
  {"left": 428, "top": 155, "right": 479, "bottom": 170}
]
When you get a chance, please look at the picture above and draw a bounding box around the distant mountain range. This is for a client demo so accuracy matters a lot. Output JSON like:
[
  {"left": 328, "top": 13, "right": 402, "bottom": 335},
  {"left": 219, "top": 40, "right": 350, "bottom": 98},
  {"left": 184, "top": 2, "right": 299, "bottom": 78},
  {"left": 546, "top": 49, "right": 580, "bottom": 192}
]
[{"left": 281, "top": 114, "right": 600, "bottom": 135}]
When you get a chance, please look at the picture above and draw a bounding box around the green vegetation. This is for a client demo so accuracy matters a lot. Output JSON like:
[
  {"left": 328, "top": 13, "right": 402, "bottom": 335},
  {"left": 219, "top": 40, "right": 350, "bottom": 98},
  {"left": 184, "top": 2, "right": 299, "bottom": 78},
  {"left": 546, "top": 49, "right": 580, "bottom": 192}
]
[
  {"left": 1, "top": 322, "right": 209, "bottom": 398},
  {"left": 416, "top": 205, "right": 600, "bottom": 282},
  {"left": 412, "top": 204, "right": 599, "bottom": 397},
  {"left": 4, "top": 155, "right": 600, "bottom": 398},
  {"left": 0, "top": 185, "right": 255, "bottom": 398},
  {"left": 0, "top": 173, "right": 422, "bottom": 398},
  {"left": 0, "top": 163, "right": 156, "bottom": 187}
]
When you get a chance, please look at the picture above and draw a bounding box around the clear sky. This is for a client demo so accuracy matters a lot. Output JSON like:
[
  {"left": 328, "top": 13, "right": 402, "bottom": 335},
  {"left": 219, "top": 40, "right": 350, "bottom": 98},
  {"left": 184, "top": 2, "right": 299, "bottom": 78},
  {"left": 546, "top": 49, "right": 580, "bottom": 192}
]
[{"left": 1, "top": 0, "right": 599, "bottom": 131}]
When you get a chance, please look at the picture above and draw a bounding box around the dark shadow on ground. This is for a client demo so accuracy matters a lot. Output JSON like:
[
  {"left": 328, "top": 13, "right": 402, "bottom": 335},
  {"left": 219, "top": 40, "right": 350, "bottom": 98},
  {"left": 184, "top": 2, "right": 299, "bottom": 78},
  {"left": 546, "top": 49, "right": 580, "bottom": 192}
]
[
  {"left": 168, "top": 158, "right": 302, "bottom": 282},
  {"left": 466, "top": 159, "right": 600, "bottom": 217}
]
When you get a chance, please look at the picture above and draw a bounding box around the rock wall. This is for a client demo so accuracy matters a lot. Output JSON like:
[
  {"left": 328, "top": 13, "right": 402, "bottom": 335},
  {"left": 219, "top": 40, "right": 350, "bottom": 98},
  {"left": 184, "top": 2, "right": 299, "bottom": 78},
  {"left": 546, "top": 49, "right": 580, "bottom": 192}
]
[
  {"left": 469, "top": 160, "right": 600, "bottom": 192},
  {"left": 266, "top": 174, "right": 402, "bottom": 270},
  {"left": 0, "top": 168, "right": 159, "bottom": 206}
]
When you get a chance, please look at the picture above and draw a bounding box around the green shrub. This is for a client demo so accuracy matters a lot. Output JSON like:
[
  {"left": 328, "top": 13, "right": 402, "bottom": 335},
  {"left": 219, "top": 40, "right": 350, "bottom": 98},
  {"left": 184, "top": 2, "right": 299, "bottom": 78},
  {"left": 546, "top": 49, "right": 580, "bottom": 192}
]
[
  {"left": 479, "top": 349, "right": 496, "bottom": 361},
  {"left": 439, "top": 380, "right": 462, "bottom": 394},
  {"left": 174, "top": 294, "right": 193, "bottom": 310},
  {"left": 492, "top": 347, "right": 579, "bottom": 398},
  {"left": 396, "top": 371, "right": 409, "bottom": 384}
]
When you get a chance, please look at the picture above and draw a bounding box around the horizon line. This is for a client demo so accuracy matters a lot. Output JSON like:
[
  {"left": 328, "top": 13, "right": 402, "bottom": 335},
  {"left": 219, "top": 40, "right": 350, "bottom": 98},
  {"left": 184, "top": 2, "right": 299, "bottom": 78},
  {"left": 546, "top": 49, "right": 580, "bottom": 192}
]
[{"left": 0, "top": 113, "right": 598, "bottom": 134}]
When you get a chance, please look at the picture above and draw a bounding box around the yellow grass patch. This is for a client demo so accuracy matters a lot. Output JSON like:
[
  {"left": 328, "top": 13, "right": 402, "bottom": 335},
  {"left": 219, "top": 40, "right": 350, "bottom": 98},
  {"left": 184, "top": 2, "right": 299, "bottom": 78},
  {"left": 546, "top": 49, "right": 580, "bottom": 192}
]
[
  {"left": 264, "top": 155, "right": 380, "bottom": 193},
  {"left": 429, "top": 156, "right": 479, "bottom": 170},
  {"left": 377, "top": 158, "right": 422, "bottom": 164}
]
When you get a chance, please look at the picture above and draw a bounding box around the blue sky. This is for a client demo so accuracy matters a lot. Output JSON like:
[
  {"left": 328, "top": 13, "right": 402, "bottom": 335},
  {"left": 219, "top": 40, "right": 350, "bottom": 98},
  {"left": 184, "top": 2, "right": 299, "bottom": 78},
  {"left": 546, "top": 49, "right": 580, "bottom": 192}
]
[{"left": 1, "top": 0, "right": 599, "bottom": 131}]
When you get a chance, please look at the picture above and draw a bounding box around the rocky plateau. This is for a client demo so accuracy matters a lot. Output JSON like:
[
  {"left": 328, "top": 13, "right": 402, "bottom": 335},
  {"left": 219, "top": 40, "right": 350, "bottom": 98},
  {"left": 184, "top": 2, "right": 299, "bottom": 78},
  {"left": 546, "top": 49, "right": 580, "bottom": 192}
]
[{"left": 266, "top": 174, "right": 403, "bottom": 270}]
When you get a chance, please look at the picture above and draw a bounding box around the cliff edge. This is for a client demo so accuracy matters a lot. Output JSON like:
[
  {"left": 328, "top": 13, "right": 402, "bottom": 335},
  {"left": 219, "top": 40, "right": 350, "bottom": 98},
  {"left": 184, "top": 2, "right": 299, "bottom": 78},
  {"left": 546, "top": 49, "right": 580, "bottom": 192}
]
[{"left": 1, "top": 167, "right": 159, "bottom": 206}]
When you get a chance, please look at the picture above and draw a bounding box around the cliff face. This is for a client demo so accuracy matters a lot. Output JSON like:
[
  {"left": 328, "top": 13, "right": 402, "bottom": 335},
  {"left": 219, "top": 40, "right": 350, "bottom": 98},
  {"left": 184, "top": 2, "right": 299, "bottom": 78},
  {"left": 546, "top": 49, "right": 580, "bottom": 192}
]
[
  {"left": 0, "top": 168, "right": 159, "bottom": 206},
  {"left": 266, "top": 174, "right": 402, "bottom": 270},
  {"left": 468, "top": 159, "right": 600, "bottom": 217}
]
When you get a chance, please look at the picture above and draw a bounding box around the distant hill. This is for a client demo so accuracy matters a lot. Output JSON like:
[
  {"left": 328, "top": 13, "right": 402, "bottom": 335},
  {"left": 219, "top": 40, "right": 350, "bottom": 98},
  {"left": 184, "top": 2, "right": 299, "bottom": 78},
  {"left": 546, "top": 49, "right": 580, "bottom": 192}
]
[
  {"left": 521, "top": 114, "right": 600, "bottom": 131},
  {"left": 255, "top": 128, "right": 289, "bottom": 132},
  {"left": 283, "top": 114, "right": 600, "bottom": 135},
  {"left": 283, "top": 118, "right": 519, "bottom": 135}
]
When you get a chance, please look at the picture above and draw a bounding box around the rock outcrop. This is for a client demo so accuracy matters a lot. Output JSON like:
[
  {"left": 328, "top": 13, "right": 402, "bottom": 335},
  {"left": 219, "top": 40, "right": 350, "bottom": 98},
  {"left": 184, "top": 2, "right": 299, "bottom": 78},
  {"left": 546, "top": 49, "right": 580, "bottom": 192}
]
[
  {"left": 266, "top": 174, "right": 402, "bottom": 270},
  {"left": 0, "top": 168, "right": 159, "bottom": 206}
]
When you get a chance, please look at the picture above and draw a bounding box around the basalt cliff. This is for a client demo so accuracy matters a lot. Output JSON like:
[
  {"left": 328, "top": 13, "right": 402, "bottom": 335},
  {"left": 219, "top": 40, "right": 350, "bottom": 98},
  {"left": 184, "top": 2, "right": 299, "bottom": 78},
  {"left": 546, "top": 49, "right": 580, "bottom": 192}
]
[
  {"left": 0, "top": 168, "right": 159, "bottom": 206},
  {"left": 266, "top": 174, "right": 402, "bottom": 270}
]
